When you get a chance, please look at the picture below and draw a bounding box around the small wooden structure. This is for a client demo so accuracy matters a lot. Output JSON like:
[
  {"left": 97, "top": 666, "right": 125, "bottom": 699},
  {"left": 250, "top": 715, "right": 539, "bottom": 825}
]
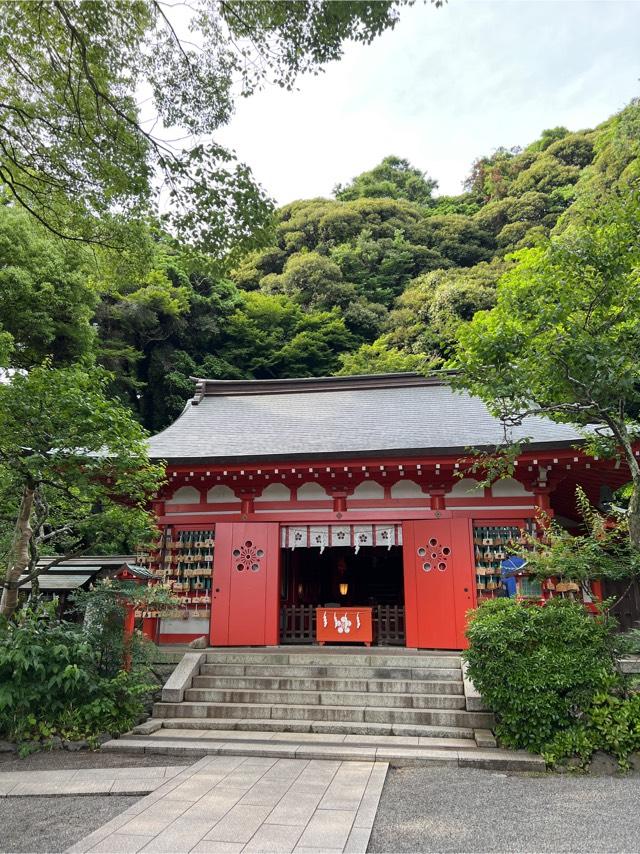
[{"left": 316, "top": 606, "right": 373, "bottom": 646}]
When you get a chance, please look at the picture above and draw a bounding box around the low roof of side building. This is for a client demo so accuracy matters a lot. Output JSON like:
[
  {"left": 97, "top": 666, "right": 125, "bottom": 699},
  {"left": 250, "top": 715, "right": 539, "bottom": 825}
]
[{"left": 147, "top": 373, "right": 584, "bottom": 464}]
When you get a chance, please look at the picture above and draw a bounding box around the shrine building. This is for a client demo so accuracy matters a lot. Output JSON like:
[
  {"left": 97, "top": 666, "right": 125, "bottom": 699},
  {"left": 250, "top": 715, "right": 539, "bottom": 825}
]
[{"left": 145, "top": 372, "right": 630, "bottom": 649}]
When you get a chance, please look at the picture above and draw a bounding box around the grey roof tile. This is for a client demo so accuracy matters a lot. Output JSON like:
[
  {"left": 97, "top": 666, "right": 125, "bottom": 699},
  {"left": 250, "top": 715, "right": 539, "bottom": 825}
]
[{"left": 147, "top": 374, "right": 583, "bottom": 463}]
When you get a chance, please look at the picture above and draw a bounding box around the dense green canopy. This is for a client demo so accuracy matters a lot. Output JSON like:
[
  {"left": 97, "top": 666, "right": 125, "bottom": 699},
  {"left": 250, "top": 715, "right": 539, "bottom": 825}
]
[
  {"left": 78, "top": 97, "right": 640, "bottom": 429},
  {"left": 1, "top": 82, "right": 639, "bottom": 438}
]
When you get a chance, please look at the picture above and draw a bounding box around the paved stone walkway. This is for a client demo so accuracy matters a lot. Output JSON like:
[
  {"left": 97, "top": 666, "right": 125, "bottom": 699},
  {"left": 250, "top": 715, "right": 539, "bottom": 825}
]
[
  {"left": 67, "top": 756, "right": 388, "bottom": 854},
  {"left": 0, "top": 766, "right": 187, "bottom": 797}
]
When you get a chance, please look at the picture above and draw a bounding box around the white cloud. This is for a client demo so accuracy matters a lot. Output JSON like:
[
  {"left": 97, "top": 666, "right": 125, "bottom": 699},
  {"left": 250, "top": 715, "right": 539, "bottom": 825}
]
[{"left": 216, "top": 0, "right": 640, "bottom": 204}]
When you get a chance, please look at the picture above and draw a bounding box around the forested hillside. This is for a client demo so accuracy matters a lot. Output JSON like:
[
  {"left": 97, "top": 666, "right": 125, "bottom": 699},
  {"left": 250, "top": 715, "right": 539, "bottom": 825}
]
[{"left": 4, "top": 98, "right": 638, "bottom": 433}]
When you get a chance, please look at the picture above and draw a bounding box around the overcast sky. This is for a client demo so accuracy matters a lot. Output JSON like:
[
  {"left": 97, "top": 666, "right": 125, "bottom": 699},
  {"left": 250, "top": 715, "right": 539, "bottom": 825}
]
[{"left": 216, "top": 0, "right": 640, "bottom": 204}]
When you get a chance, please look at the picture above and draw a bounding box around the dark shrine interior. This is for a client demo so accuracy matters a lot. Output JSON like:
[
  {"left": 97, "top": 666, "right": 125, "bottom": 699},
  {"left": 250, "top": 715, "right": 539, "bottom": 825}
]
[{"left": 281, "top": 546, "right": 404, "bottom": 607}]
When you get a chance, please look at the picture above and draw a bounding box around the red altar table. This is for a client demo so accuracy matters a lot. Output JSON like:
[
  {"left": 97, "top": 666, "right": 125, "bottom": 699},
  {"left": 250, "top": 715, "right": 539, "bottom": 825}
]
[{"left": 315, "top": 606, "right": 373, "bottom": 646}]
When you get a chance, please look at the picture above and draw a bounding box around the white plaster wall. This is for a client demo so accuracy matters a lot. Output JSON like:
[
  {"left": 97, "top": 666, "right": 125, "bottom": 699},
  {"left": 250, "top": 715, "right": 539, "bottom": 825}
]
[
  {"left": 390, "top": 479, "right": 425, "bottom": 499},
  {"left": 166, "top": 486, "right": 200, "bottom": 504},
  {"left": 351, "top": 480, "right": 384, "bottom": 499},
  {"left": 296, "top": 482, "right": 330, "bottom": 501},
  {"left": 160, "top": 617, "right": 209, "bottom": 633},
  {"left": 206, "top": 484, "right": 239, "bottom": 503},
  {"left": 255, "top": 483, "right": 291, "bottom": 502},
  {"left": 446, "top": 478, "right": 484, "bottom": 498},
  {"left": 491, "top": 477, "right": 533, "bottom": 497}
]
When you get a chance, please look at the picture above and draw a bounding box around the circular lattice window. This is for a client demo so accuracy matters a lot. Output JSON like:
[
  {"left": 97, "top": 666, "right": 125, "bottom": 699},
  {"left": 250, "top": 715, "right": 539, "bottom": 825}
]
[
  {"left": 417, "top": 538, "right": 450, "bottom": 572},
  {"left": 233, "top": 540, "right": 263, "bottom": 573}
]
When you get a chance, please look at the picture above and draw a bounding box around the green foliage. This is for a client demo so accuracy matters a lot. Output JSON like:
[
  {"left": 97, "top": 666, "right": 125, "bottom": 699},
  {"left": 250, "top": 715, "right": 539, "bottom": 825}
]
[
  {"left": 522, "top": 488, "right": 640, "bottom": 586},
  {"left": 455, "top": 188, "right": 640, "bottom": 549},
  {"left": 337, "top": 338, "right": 432, "bottom": 375},
  {"left": 0, "top": 601, "right": 154, "bottom": 743},
  {"left": 455, "top": 443, "right": 524, "bottom": 489},
  {"left": 72, "top": 579, "right": 179, "bottom": 678},
  {"left": 0, "top": 363, "right": 163, "bottom": 615},
  {"left": 0, "top": 206, "right": 97, "bottom": 369},
  {"left": 464, "top": 598, "right": 618, "bottom": 752},
  {"left": 0, "top": 1, "right": 411, "bottom": 253},
  {"left": 335, "top": 155, "right": 438, "bottom": 206},
  {"left": 525, "top": 127, "right": 571, "bottom": 154},
  {"left": 1, "top": 95, "right": 636, "bottom": 436},
  {"left": 456, "top": 192, "right": 640, "bottom": 432},
  {"left": 87, "top": 100, "right": 637, "bottom": 428},
  {"left": 542, "top": 693, "right": 640, "bottom": 770},
  {"left": 266, "top": 252, "right": 357, "bottom": 311},
  {"left": 387, "top": 261, "right": 505, "bottom": 358},
  {"left": 217, "top": 291, "right": 354, "bottom": 379}
]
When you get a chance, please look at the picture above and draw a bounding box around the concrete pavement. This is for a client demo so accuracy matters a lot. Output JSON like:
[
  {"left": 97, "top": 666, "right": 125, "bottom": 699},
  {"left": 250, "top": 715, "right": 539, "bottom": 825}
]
[
  {"left": 66, "top": 756, "right": 388, "bottom": 854},
  {"left": 368, "top": 764, "right": 640, "bottom": 852},
  {"left": 0, "top": 766, "right": 188, "bottom": 797}
]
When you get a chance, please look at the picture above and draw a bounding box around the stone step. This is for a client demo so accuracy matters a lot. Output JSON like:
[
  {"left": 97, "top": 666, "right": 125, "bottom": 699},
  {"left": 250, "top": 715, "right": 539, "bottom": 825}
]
[
  {"left": 102, "top": 735, "right": 544, "bottom": 772},
  {"left": 204, "top": 651, "right": 461, "bottom": 669},
  {"left": 199, "top": 663, "right": 463, "bottom": 681},
  {"left": 191, "top": 675, "right": 464, "bottom": 695},
  {"left": 145, "top": 727, "right": 476, "bottom": 750},
  {"left": 159, "top": 717, "right": 476, "bottom": 740},
  {"left": 183, "top": 688, "right": 467, "bottom": 710},
  {"left": 153, "top": 701, "right": 494, "bottom": 729}
]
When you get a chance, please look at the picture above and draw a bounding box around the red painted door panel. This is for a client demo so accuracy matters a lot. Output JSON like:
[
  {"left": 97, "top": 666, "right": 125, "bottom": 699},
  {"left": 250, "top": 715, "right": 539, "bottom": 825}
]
[
  {"left": 210, "top": 522, "right": 280, "bottom": 646},
  {"left": 403, "top": 518, "right": 475, "bottom": 649}
]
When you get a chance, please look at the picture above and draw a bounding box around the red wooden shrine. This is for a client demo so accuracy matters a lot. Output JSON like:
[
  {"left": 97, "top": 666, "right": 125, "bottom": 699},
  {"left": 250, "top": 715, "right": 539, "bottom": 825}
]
[{"left": 139, "top": 374, "right": 632, "bottom": 650}]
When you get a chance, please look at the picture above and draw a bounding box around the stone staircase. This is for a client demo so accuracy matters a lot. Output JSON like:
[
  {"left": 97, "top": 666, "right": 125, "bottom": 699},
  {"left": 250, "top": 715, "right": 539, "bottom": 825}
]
[
  {"left": 155, "top": 649, "right": 490, "bottom": 738},
  {"left": 104, "top": 648, "right": 544, "bottom": 771}
]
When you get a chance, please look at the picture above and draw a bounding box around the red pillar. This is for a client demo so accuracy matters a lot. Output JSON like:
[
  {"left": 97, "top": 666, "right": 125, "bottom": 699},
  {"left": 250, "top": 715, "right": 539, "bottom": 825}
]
[
  {"left": 142, "top": 616, "right": 158, "bottom": 642},
  {"left": 238, "top": 490, "right": 256, "bottom": 516},
  {"left": 430, "top": 489, "right": 447, "bottom": 511},
  {"left": 534, "top": 488, "right": 552, "bottom": 511},
  {"left": 333, "top": 492, "right": 347, "bottom": 513},
  {"left": 123, "top": 603, "right": 135, "bottom": 671}
]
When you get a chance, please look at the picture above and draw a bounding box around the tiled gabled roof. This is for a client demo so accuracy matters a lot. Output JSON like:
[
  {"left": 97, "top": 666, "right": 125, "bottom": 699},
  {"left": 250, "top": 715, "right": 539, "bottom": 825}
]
[{"left": 147, "top": 373, "right": 584, "bottom": 463}]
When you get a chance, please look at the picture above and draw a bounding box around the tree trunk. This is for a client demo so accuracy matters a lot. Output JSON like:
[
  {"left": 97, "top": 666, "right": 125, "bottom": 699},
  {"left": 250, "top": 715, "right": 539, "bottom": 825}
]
[
  {"left": 609, "top": 416, "right": 640, "bottom": 554},
  {"left": 0, "top": 484, "right": 35, "bottom": 618},
  {"left": 628, "top": 471, "right": 640, "bottom": 554}
]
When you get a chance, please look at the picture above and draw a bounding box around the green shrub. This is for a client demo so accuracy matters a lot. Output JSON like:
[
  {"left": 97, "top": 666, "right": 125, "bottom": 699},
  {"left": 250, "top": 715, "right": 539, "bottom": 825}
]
[
  {"left": 542, "top": 692, "right": 640, "bottom": 769},
  {"left": 464, "top": 598, "right": 618, "bottom": 752},
  {"left": 0, "top": 602, "right": 153, "bottom": 744}
]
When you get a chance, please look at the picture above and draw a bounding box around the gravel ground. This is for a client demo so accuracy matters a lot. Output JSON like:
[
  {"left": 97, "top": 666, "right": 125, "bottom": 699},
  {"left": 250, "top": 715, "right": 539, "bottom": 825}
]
[
  {"left": 0, "top": 795, "right": 138, "bottom": 853},
  {"left": 368, "top": 766, "right": 640, "bottom": 853},
  {"left": 0, "top": 750, "right": 183, "bottom": 772}
]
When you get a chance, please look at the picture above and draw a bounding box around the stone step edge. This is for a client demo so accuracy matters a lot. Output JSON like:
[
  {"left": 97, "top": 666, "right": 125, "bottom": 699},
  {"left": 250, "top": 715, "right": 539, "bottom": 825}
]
[
  {"left": 200, "top": 664, "right": 462, "bottom": 672},
  {"left": 102, "top": 738, "right": 544, "bottom": 772},
  {"left": 143, "top": 717, "right": 476, "bottom": 740},
  {"left": 153, "top": 701, "right": 493, "bottom": 724},
  {"left": 193, "top": 676, "right": 464, "bottom": 690},
  {"left": 184, "top": 689, "right": 467, "bottom": 703},
  {"left": 154, "top": 700, "right": 483, "bottom": 715},
  {"left": 202, "top": 662, "right": 462, "bottom": 672},
  {"left": 198, "top": 671, "right": 463, "bottom": 683},
  {"left": 200, "top": 660, "right": 462, "bottom": 667},
  {"left": 126, "top": 731, "right": 475, "bottom": 751}
]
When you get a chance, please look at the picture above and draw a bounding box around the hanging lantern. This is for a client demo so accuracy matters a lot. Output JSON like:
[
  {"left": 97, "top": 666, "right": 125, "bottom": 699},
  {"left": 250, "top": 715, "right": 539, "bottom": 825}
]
[
  {"left": 339, "top": 582, "right": 349, "bottom": 596},
  {"left": 297, "top": 583, "right": 304, "bottom": 595}
]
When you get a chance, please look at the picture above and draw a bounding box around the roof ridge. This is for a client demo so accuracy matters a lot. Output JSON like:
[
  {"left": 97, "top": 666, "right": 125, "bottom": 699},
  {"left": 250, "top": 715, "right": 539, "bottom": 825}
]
[{"left": 189, "top": 371, "right": 458, "bottom": 401}]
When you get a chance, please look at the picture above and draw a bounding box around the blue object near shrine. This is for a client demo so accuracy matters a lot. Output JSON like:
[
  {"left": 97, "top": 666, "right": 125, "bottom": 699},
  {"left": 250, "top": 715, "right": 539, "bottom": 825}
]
[{"left": 501, "top": 556, "right": 527, "bottom": 597}]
